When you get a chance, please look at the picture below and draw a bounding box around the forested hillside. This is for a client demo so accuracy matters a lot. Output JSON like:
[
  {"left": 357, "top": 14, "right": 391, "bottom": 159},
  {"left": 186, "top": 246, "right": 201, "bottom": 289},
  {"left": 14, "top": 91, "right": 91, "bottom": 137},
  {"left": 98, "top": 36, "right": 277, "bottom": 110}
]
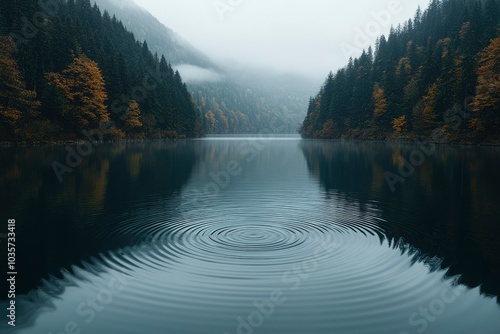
[
  {"left": 92, "top": 0, "right": 213, "bottom": 68},
  {"left": 92, "top": 0, "right": 312, "bottom": 134},
  {"left": 301, "top": 0, "right": 500, "bottom": 144},
  {"left": 0, "top": 0, "right": 201, "bottom": 143},
  {"left": 191, "top": 70, "right": 314, "bottom": 134}
]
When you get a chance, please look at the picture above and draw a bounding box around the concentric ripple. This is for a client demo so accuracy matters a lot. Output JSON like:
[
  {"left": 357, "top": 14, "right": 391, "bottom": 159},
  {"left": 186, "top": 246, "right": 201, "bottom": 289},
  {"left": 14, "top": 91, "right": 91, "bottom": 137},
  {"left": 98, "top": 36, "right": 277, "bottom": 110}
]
[
  {"left": 7, "top": 139, "right": 500, "bottom": 334},
  {"left": 111, "top": 206, "right": 349, "bottom": 277},
  {"left": 13, "top": 195, "right": 499, "bottom": 334}
]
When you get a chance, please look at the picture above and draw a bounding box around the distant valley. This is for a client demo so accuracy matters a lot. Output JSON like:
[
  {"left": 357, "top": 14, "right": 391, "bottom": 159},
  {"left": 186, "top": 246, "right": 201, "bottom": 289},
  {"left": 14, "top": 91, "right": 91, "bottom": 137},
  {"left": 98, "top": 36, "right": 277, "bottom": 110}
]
[{"left": 93, "top": 0, "right": 317, "bottom": 135}]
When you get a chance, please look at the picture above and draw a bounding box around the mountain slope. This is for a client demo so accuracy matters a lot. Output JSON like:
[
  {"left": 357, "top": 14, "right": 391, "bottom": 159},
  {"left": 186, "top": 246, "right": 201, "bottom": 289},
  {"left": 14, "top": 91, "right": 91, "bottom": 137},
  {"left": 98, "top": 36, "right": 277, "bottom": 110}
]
[
  {"left": 92, "top": 0, "right": 213, "bottom": 68},
  {"left": 93, "top": 0, "right": 314, "bottom": 134}
]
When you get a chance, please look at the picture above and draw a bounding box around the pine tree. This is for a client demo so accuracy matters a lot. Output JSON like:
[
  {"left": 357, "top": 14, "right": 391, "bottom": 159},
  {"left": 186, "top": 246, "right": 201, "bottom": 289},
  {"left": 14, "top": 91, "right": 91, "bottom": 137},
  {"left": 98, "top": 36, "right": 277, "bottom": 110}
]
[
  {"left": 456, "top": 21, "right": 480, "bottom": 98},
  {"left": 0, "top": 36, "right": 40, "bottom": 140},
  {"left": 45, "top": 52, "right": 110, "bottom": 132},
  {"left": 0, "top": 3, "right": 6, "bottom": 34},
  {"left": 484, "top": 0, "right": 500, "bottom": 42}
]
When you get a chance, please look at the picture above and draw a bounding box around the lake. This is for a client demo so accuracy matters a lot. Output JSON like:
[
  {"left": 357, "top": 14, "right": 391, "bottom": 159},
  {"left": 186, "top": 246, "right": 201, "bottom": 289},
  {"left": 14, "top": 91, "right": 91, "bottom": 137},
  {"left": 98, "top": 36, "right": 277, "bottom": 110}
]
[{"left": 1, "top": 137, "right": 499, "bottom": 334}]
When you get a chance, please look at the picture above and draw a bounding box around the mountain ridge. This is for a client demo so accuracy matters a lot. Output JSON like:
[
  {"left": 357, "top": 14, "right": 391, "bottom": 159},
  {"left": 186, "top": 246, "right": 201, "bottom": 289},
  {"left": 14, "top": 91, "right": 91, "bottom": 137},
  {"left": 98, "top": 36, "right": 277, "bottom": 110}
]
[
  {"left": 92, "top": 0, "right": 215, "bottom": 69},
  {"left": 93, "top": 0, "right": 314, "bottom": 134}
]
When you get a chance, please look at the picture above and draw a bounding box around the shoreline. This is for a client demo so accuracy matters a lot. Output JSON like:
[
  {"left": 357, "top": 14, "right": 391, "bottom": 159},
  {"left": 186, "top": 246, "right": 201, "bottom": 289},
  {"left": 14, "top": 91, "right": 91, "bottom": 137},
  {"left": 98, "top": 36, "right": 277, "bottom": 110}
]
[
  {"left": 1, "top": 136, "right": 500, "bottom": 148},
  {"left": 300, "top": 137, "right": 500, "bottom": 148},
  {"left": 0, "top": 137, "right": 185, "bottom": 148}
]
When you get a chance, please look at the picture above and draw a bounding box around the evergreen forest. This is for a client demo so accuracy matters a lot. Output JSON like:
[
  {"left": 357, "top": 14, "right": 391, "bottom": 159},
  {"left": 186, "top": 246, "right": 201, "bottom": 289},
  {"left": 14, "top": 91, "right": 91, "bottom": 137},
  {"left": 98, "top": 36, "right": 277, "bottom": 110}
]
[{"left": 301, "top": 0, "right": 500, "bottom": 145}]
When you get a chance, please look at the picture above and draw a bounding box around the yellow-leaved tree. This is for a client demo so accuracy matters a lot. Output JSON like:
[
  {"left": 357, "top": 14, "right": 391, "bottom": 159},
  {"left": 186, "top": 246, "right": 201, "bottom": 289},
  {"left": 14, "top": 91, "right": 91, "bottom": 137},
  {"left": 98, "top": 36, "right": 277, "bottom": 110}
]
[
  {"left": 125, "top": 100, "right": 143, "bottom": 137},
  {"left": 45, "top": 52, "right": 110, "bottom": 132},
  {"left": 0, "top": 36, "right": 40, "bottom": 140},
  {"left": 392, "top": 115, "right": 407, "bottom": 133},
  {"left": 422, "top": 82, "right": 439, "bottom": 129},
  {"left": 373, "top": 83, "right": 388, "bottom": 118},
  {"left": 205, "top": 111, "right": 217, "bottom": 134},
  {"left": 471, "top": 37, "right": 500, "bottom": 133}
]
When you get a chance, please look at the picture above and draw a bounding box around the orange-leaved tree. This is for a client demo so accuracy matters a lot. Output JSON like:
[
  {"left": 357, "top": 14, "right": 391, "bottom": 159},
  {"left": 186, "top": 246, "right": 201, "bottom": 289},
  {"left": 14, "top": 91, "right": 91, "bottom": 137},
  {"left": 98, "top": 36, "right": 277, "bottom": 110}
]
[
  {"left": 45, "top": 52, "right": 110, "bottom": 133},
  {"left": 392, "top": 115, "right": 407, "bottom": 133},
  {"left": 471, "top": 37, "right": 500, "bottom": 134}
]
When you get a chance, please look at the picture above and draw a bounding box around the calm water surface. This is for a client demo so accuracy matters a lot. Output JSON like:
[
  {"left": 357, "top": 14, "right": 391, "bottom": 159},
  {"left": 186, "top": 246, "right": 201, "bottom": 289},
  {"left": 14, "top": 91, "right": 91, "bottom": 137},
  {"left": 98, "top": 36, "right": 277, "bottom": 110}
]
[{"left": 1, "top": 138, "right": 499, "bottom": 334}]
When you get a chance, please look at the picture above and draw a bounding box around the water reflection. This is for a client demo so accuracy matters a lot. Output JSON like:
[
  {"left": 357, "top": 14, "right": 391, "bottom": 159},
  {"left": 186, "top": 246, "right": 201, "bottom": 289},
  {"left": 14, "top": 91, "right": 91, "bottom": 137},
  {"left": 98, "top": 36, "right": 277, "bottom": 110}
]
[
  {"left": 1, "top": 139, "right": 499, "bottom": 334},
  {"left": 300, "top": 140, "right": 500, "bottom": 304},
  {"left": 0, "top": 141, "right": 197, "bottom": 297}
]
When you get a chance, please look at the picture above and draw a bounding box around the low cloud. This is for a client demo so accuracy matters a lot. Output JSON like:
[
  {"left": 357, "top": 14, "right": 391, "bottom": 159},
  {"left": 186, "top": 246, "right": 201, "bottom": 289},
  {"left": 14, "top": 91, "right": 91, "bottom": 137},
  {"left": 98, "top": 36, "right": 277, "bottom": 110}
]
[{"left": 174, "top": 65, "right": 222, "bottom": 83}]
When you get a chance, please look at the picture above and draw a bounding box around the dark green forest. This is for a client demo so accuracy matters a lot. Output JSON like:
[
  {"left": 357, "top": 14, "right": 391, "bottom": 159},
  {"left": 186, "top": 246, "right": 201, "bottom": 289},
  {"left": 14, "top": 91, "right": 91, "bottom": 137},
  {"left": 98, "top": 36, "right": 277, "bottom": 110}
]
[
  {"left": 301, "top": 0, "right": 500, "bottom": 144},
  {"left": 0, "top": 0, "right": 201, "bottom": 142}
]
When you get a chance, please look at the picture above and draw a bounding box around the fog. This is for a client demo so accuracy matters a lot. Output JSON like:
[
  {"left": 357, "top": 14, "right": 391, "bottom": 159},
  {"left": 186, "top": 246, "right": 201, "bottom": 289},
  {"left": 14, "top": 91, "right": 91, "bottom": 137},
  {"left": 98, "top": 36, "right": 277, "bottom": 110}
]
[
  {"left": 174, "top": 64, "right": 222, "bottom": 83},
  {"left": 133, "top": 0, "right": 431, "bottom": 79}
]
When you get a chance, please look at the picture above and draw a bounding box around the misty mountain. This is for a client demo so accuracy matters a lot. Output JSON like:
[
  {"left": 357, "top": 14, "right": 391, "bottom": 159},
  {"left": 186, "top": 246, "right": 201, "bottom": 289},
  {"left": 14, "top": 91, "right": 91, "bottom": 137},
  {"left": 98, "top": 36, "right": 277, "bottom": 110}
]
[
  {"left": 190, "top": 68, "right": 318, "bottom": 134},
  {"left": 92, "top": 0, "right": 214, "bottom": 68},
  {"left": 92, "top": 0, "right": 315, "bottom": 134}
]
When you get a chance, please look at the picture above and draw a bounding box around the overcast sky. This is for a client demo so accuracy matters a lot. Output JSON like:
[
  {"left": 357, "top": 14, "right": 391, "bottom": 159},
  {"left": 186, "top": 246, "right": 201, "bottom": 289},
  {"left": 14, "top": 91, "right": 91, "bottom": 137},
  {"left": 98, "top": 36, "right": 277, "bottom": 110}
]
[{"left": 133, "top": 0, "right": 431, "bottom": 79}]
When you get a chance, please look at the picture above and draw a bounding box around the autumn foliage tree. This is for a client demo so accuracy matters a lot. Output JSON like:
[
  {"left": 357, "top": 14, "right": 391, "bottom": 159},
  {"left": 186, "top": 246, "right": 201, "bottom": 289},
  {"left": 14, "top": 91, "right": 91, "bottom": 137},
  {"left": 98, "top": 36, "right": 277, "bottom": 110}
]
[
  {"left": 320, "top": 119, "right": 338, "bottom": 138},
  {"left": 124, "top": 100, "right": 143, "bottom": 137},
  {"left": 45, "top": 53, "right": 110, "bottom": 133},
  {"left": 471, "top": 37, "right": 500, "bottom": 133},
  {"left": 422, "top": 83, "right": 439, "bottom": 129},
  {"left": 393, "top": 115, "right": 407, "bottom": 133},
  {"left": 0, "top": 36, "right": 40, "bottom": 140},
  {"left": 373, "top": 83, "right": 388, "bottom": 122}
]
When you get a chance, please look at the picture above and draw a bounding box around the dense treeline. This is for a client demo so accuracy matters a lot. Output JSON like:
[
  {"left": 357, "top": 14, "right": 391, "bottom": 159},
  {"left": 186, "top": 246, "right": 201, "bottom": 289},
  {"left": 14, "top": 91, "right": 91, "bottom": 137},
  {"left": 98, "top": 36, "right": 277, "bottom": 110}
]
[
  {"left": 0, "top": 0, "right": 201, "bottom": 143},
  {"left": 301, "top": 0, "right": 500, "bottom": 144}
]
